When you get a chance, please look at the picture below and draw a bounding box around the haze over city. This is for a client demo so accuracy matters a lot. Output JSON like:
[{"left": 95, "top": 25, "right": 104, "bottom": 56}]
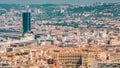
[{"left": 0, "top": 0, "right": 120, "bottom": 5}]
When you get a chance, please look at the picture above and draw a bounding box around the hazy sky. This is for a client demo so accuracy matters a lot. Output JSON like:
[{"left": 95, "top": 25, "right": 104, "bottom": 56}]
[{"left": 0, "top": 0, "right": 120, "bottom": 5}]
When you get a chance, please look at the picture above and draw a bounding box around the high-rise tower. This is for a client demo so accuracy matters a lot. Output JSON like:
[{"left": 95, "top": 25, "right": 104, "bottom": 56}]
[{"left": 22, "top": 12, "right": 31, "bottom": 35}]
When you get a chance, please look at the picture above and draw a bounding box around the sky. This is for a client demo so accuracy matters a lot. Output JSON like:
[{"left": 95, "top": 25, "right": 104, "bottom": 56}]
[{"left": 0, "top": 0, "right": 120, "bottom": 5}]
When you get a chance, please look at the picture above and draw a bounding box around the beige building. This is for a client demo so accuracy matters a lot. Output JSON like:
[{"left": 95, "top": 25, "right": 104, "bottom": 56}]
[{"left": 49, "top": 50, "right": 88, "bottom": 68}]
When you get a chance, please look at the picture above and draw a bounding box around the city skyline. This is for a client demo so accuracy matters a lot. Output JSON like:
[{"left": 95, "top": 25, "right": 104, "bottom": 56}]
[
  {"left": 0, "top": 0, "right": 120, "bottom": 5},
  {"left": 0, "top": 1, "right": 120, "bottom": 68}
]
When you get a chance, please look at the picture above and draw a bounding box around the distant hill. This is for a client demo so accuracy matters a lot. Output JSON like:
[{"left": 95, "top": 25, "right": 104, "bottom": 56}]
[{"left": 70, "top": 3, "right": 120, "bottom": 16}]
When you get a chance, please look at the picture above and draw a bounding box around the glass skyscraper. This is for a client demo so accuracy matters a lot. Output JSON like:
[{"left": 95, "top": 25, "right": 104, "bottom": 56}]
[{"left": 22, "top": 12, "right": 31, "bottom": 35}]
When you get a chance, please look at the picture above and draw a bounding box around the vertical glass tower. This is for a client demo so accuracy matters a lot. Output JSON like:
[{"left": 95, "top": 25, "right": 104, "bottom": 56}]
[{"left": 22, "top": 12, "right": 31, "bottom": 35}]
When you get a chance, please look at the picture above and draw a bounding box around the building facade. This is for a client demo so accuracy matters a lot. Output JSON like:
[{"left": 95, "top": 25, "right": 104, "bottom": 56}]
[
  {"left": 48, "top": 51, "right": 88, "bottom": 68},
  {"left": 22, "top": 12, "right": 31, "bottom": 35}
]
